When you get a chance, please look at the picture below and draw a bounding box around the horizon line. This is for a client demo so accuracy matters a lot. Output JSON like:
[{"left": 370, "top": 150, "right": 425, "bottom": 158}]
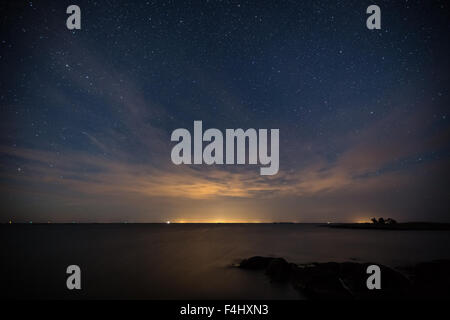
[{"left": 2, "top": 221, "right": 449, "bottom": 224}]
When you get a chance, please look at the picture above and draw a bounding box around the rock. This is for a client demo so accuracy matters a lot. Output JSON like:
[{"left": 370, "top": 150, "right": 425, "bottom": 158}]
[
  {"left": 265, "top": 258, "right": 292, "bottom": 282},
  {"left": 411, "top": 260, "right": 450, "bottom": 299},
  {"left": 339, "top": 262, "right": 410, "bottom": 299},
  {"left": 239, "top": 256, "right": 275, "bottom": 270},
  {"left": 237, "top": 256, "right": 423, "bottom": 300},
  {"left": 291, "top": 262, "right": 353, "bottom": 300}
]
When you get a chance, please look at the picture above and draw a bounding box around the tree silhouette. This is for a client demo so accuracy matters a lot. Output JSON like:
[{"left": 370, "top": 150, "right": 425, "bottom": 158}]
[{"left": 386, "top": 218, "right": 397, "bottom": 225}]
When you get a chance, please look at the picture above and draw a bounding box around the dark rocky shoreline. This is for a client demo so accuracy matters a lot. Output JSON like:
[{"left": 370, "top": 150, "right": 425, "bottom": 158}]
[
  {"left": 325, "top": 222, "right": 450, "bottom": 231},
  {"left": 237, "top": 256, "right": 450, "bottom": 299}
]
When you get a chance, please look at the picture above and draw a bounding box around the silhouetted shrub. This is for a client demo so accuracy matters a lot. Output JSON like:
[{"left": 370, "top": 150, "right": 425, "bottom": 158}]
[{"left": 386, "top": 218, "right": 397, "bottom": 225}]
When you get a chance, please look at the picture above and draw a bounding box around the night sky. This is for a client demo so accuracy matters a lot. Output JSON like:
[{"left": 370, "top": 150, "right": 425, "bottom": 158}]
[{"left": 1, "top": 0, "right": 449, "bottom": 223}]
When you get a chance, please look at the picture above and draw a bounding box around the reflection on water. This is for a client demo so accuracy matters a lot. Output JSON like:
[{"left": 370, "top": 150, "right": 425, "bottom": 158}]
[{"left": 2, "top": 224, "right": 450, "bottom": 299}]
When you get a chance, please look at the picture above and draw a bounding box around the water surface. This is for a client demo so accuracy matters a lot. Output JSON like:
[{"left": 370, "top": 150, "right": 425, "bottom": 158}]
[{"left": 2, "top": 223, "right": 450, "bottom": 299}]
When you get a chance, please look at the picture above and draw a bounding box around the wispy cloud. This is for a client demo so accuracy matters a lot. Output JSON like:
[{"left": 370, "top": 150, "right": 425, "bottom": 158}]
[{"left": 1, "top": 106, "right": 446, "bottom": 206}]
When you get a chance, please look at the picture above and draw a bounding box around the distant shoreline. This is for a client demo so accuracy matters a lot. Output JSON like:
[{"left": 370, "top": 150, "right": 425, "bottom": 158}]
[
  {"left": 2, "top": 222, "right": 450, "bottom": 230},
  {"left": 325, "top": 222, "right": 450, "bottom": 231}
]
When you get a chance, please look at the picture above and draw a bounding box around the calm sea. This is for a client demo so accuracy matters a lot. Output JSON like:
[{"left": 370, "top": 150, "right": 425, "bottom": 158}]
[{"left": 2, "top": 223, "right": 450, "bottom": 299}]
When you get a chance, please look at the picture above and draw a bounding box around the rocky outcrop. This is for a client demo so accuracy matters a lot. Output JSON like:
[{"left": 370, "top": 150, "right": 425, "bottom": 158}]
[
  {"left": 238, "top": 256, "right": 450, "bottom": 300},
  {"left": 408, "top": 260, "right": 450, "bottom": 299}
]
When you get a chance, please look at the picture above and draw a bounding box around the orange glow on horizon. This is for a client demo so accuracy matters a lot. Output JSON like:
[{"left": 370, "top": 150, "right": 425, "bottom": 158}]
[{"left": 171, "top": 219, "right": 266, "bottom": 224}]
